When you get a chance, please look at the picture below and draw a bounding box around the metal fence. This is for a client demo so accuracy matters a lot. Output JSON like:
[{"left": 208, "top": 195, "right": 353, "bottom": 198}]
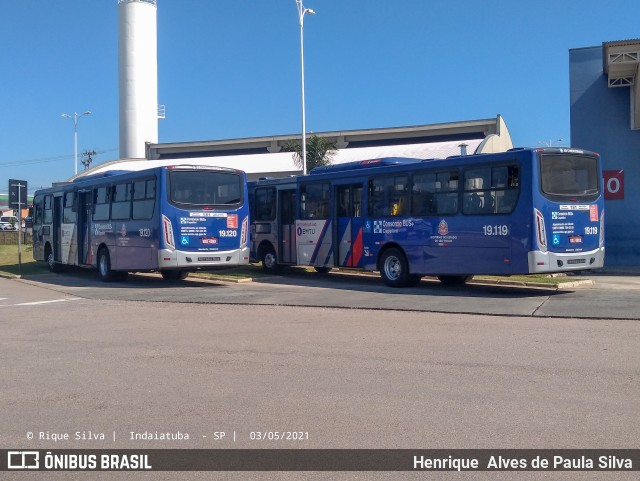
[{"left": 0, "top": 231, "right": 32, "bottom": 245}]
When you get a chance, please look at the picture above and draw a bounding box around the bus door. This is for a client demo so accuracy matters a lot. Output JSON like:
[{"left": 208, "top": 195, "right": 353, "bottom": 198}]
[
  {"left": 334, "top": 184, "right": 365, "bottom": 268},
  {"left": 53, "top": 195, "right": 63, "bottom": 262},
  {"left": 279, "top": 189, "right": 296, "bottom": 264},
  {"left": 77, "top": 190, "right": 92, "bottom": 265}
]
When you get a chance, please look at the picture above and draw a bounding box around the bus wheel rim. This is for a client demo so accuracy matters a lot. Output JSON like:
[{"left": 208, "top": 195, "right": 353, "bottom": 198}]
[
  {"left": 384, "top": 256, "right": 401, "bottom": 280},
  {"left": 264, "top": 252, "right": 276, "bottom": 269},
  {"left": 99, "top": 254, "right": 107, "bottom": 276}
]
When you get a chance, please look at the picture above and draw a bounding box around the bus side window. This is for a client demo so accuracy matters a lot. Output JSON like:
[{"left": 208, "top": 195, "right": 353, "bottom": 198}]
[
  {"left": 43, "top": 195, "right": 53, "bottom": 224},
  {"left": 391, "top": 196, "right": 406, "bottom": 216},
  {"left": 111, "top": 183, "right": 132, "bottom": 220},
  {"left": 132, "top": 179, "right": 156, "bottom": 220},
  {"left": 464, "top": 192, "right": 483, "bottom": 214},
  {"left": 93, "top": 187, "right": 110, "bottom": 221},
  {"left": 370, "top": 176, "right": 407, "bottom": 217},
  {"left": 300, "top": 183, "right": 330, "bottom": 220},
  {"left": 353, "top": 187, "right": 362, "bottom": 217},
  {"left": 63, "top": 192, "right": 76, "bottom": 223},
  {"left": 495, "top": 165, "right": 519, "bottom": 213},
  {"left": 498, "top": 190, "right": 518, "bottom": 213},
  {"left": 481, "top": 192, "right": 495, "bottom": 213},
  {"left": 463, "top": 167, "right": 490, "bottom": 215},
  {"left": 34, "top": 196, "right": 43, "bottom": 226},
  {"left": 254, "top": 187, "right": 276, "bottom": 221}
]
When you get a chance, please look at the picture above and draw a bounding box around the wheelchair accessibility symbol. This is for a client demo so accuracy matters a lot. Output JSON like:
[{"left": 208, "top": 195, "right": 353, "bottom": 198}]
[
  {"left": 552, "top": 234, "right": 560, "bottom": 246},
  {"left": 181, "top": 236, "right": 190, "bottom": 246}
]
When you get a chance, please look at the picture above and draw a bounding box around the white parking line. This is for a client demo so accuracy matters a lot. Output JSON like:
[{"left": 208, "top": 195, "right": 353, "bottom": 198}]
[{"left": 13, "top": 298, "right": 81, "bottom": 306}]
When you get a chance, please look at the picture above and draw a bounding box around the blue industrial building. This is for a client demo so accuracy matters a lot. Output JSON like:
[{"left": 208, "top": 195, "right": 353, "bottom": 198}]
[{"left": 570, "top": 40, "right": 640, "bottom": 266}]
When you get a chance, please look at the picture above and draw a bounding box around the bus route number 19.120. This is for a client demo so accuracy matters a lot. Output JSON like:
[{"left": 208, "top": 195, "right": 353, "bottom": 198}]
[{"left": 483, "top": 225, "right": 509, "bottom": 236}]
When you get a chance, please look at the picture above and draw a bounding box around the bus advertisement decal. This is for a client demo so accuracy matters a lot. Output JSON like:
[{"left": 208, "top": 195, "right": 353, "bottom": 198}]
[
  {"left": 430, "top": 219, "right": 457, "bottom": 247},
  {"left": 351, "top": 227, "right": 364, "bottom": 267}
]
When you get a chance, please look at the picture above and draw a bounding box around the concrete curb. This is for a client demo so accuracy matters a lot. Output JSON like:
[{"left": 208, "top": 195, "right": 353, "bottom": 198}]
[
  {"left": 0, "top": 271, "right": 20, "bottom": 279},
  {"left": 469, "top": 278, "right": 594, "bottom": 289},
  {"left": 190, "top": 274, "right": 253, "bottom": 284},
  {"left": 331, "top": 269, "right": 593, "bottom": 290}
]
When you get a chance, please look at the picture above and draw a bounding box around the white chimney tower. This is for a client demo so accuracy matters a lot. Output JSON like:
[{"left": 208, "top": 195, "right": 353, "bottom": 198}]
[{"left": 118, "top": 0, "right": 158, "bottom": 159}]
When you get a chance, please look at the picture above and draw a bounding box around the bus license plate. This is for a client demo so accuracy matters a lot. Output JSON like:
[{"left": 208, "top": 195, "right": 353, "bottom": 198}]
[
  {"left": 201, "top": 237, "right": 218, "bottom": 245},
  {"left": 567, "top": 259, "right": 586, "bottom": 265},
  {"left": 198, "top": 257, "right": 221, "bottom": 262}
]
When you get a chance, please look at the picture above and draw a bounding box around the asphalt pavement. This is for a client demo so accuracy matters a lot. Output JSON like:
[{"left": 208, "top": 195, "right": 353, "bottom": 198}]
[{"left": 7, "top": 265, "right": 640, "bottom": 321}]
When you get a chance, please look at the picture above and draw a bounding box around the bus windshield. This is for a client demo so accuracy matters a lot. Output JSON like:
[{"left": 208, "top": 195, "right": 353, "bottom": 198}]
[
  {"left": 169, "top": 170, "right": 243, "bottom": 206},
  {"left": 539, "top": 154, "right": 600, "bottom": 198}
]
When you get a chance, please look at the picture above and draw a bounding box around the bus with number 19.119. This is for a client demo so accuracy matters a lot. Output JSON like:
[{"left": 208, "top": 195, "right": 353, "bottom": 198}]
[
  {"left": 249, "top": 147, "right": 604, "bottom": 287},
  {"left": 32, "top": 165, "right": 250, "bottom": 281}
]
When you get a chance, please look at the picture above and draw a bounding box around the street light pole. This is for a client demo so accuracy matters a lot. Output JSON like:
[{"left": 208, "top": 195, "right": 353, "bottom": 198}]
[
  {"left": 296, "top": 0, "right": 315, "bottom": 176},
  {"left": 62, "top": 111, "right": 92, "bottom": 175}
]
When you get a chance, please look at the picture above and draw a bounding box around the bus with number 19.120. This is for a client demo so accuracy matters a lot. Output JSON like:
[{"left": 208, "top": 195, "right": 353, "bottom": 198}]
[
  {"left": 33, "top": 165, "right": 250, "bottom": 281},
  {"left": 248, "top": 147, "right": 604, "bottom": 287}
]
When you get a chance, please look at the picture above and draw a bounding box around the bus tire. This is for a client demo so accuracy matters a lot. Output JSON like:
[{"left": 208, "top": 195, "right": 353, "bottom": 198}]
[
  {"left": 97, "top": 247, "right": 116, "bottom": 282},
  {"left": 437, "top": 275, "right": 473, "bottom": 285},
  {"left": 45, "top": 244, "right": 64, "bottom": 273},
  {"left": 261, "top": 246, "right": 281, "bottom": 274},
  {"left": 314, "top": 266, "right": 331, "bottom": 274},
  {"left": 379, "top": 248, "right": 411, "bottom": 288},
  {"left": 161, "top": 270, "right": 188, "bottom": 281}
]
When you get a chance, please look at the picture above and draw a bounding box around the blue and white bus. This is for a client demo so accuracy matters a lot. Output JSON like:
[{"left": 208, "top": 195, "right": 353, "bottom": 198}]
[
  {"left": 249, "top": 147, "right": 605, "bottom": 287},
  {"left": 33, "top": 165, "right": 250, "bottom": 281}
]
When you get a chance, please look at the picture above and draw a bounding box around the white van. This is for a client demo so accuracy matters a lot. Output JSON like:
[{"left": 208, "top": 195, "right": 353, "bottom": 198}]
[{"left": 0, "top": 216, "right": 19, "bottom": 229}]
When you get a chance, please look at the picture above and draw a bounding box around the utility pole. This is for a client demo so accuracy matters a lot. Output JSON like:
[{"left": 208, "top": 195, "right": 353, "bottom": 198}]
[{"left": 81, "top": 150, "right": 97, "bottom": 170}]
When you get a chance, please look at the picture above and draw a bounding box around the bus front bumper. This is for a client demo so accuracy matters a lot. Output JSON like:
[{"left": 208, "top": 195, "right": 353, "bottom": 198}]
[
  {"left": 158, "top": 247, "right": 250, "bottom": 270},
  {"left": 528, "top": 247, "right": 605, "bottom": 273}
]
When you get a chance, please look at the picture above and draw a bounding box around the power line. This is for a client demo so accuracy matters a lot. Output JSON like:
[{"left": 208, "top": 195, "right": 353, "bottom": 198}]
[{"left": 0, "top": 148, "right": 118, "bottom": 168}]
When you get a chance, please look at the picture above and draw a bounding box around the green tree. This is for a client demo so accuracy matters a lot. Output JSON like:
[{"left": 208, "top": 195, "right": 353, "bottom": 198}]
[{"left": 282, "top": 134, "right": 337, "bottom": 173}]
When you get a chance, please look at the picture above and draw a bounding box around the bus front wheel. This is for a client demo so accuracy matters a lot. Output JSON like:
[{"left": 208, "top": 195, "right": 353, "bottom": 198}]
[
  {"left": 261, "top": 246, "right": 281, "bottom": 274},
  {"left": 379, "top": 248, "right": 411, "bottom": 288}
]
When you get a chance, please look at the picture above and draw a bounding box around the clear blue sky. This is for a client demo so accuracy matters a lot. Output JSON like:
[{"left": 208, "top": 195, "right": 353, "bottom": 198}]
[{"left": 1, "top": 0, "right": 639, "bottom": 192}]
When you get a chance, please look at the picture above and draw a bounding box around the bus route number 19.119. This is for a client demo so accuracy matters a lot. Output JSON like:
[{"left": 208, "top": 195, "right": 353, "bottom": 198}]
[{"left": 483, "top": 225, "right": 509, "bottom": 236}]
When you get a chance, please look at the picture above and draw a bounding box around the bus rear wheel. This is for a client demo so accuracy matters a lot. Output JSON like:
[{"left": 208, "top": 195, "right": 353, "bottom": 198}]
[
  {"left": 437, "top": 275, "right": 473, "bottom": 285},
  {"left": 379, "top": 248, "right": 411, "bottom": 288},
  {"left": 160, "top": 270, "right": 189, "bottom": 281},
  {"left": 314, "top": 266, "right": 331, "bottom": 274}
]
